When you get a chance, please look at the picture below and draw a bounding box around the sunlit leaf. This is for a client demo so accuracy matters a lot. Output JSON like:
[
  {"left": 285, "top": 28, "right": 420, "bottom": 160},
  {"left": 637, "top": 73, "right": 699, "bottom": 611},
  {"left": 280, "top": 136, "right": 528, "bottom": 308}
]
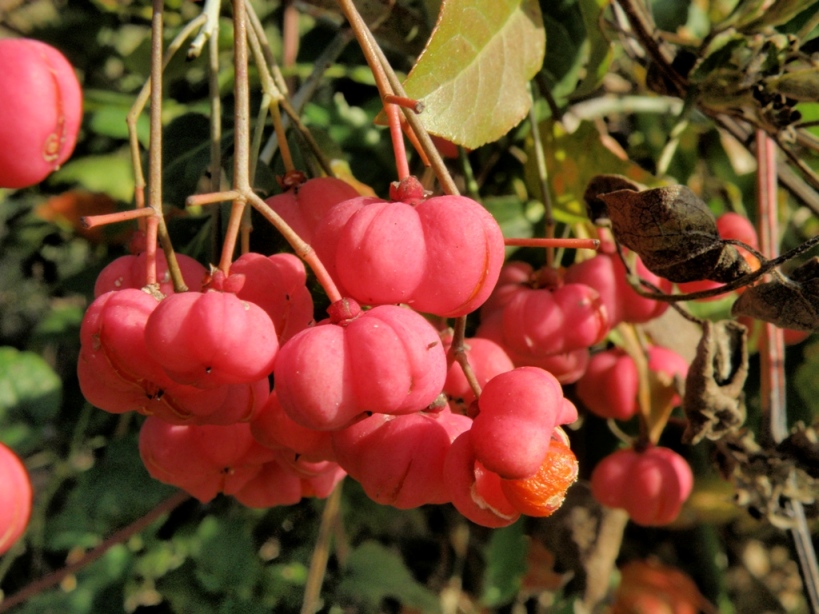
[
  {"left": 482, "top": 195, "right": 545, "bottom": 254},
  {"left": 402, "top": 0, "right": 546, "bottom": 149},
  {"left": 50, "top": 152, "right": 136, "bottom": 203},
  {"left": 525, "top": 119, "right": 655, "bottom": 221}
]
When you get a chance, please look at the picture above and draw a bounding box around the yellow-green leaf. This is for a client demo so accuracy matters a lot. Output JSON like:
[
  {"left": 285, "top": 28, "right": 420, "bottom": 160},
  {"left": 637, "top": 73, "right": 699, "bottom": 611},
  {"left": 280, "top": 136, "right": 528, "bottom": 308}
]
[
  {"left": 525, "top": 119, "right": 655, "bottom": 221},
  {"left": 403, "top": 0, "right": 545, "bottom": 149}
]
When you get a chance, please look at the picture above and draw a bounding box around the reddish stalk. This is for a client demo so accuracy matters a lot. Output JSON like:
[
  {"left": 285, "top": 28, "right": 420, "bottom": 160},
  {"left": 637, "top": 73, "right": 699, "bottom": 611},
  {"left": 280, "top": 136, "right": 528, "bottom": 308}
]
[
  {"left": 386, "top": 103, "right": 410, "bottom": 181},
  {"left": 126, "top": 13, "right": 207, "bottom": 229},
  {"left": 81, "top": 208, "right": 153, "bottom": 229},
  {"left": 756, "top": 130, "right": 819, "bottom": 611},
  {"left": 0, "top": 491, "right": 189, "bottom": 613},
  {"left": 334, "top": 0, "right": 424, "bottom": 186},
  {"left": 401, "top": 117, "right": 431, "bottom": 167},
  {"left": 144, "top": 215, "right": 159, "bottom": 286},
  {"left": 383, "top": 94, "right": 425, "bottom": 113},
  {"left": 756, "top": 131, "right": 787, "bottom": 445},
  {"left": 246, "top": 192, "right": 342, "bottom": 303},
  {"left": 504, "top": 237, "right": 600, "bottom": 250},
  {"left": 364, "top": 28, "right": 459, "bottom": 196},
  {"left": 187, "top": 190, "right": 242, "bottom": 207}
]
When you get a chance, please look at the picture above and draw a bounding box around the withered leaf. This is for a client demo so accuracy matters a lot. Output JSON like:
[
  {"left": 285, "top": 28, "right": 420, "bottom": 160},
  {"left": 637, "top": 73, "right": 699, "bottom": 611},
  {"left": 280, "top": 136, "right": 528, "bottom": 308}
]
[
  {"left": 717, "top": 430, "right": 818, "bottom": 527},
  {"left": 777, "top": 422, "right": 819, "bottom": 479},
  {"left": 682, "top": 320, "right": 749, "bottom": 445},
  {"left": 598, "top": 185, "right": 752, "bottom": 283},
  {"left": 731, "top": 258, "right": 819, "bottom": 331},
  {"left": 582, "top": 174, "right": 642, "bottom": 223}
]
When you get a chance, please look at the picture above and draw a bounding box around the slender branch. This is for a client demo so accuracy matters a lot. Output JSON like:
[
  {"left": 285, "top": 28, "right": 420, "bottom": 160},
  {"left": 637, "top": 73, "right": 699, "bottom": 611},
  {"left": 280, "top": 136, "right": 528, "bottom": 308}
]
[
  {"left": 614, "top": 0, "right": 685, "bottom": 94},
  {"left": 580, "top": 508, "right": 630, "bottom": 613},
  {"left": 366, "top": 31, "right": 459, "bottom": 196},
  {"left": 207, "top": 16, "right": 223, "bottom": 262},
  {"left": 335, "top": 0, "right": 413, "bottom": 183},
  {"left": 449, "top": 316, "right": 482, "bottom": 401},
  {"left": 245, "top": 192, "right": 342, "bottom": 302},
  {"left": 126, "top": 13, "right": 207, "bottom": 215},
  {"left": 0, "top": 491, "right": 189, "bottom": 613},
  {"left": 188, "top": 0, "right": 221, "bottom": 58},
  {"left": 627, "top": 232, "right": 819, "bottom": 302},
  {"left": 301, "top": 483, "right": 344, "bottom": 614},
  {"left": 504, "top": 238, "right": 599, "bottom": 250},
  {"left": 81, "top": 208, "right": 154, "bottom": 229},
  {"left": 218, "top": 0, "right": 252, "bottom": 274},
  {"left": 528, "top": 82, "right": 556, "bottom": 268}
]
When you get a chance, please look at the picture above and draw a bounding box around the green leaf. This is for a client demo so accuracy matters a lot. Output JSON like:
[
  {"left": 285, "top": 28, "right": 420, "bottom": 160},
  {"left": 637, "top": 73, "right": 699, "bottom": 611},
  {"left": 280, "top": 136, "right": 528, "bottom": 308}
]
[
  {"left": 402, "top": 0, "right": 546, "bottom": 149},
  {"left": 337, "top": 540, "right": 441, "bottom": 613},
  {"left": 739, "top": 0, "right": 819, "bottom": 30},
  {"left": 84, "top": 89, "right": 151, "bottom": 146},
  {"left": 482, "top": 195, "right": 545, "bottom": 254},
  {"left": 481, "top": 519, "right": 528, "bottom": 607},
  {"left": 795, "top": 340, "right": 819, "bottom": 419},
  {"left": 540, "top": 0, "right": 587, "bottom": 102},
  {"left": 50, "top": 151, "right": 136, "bottom": 203},
  {"left": 573, "top": 0, "right": 614, "bottom": 97},
  {"left": 31, "top": 301, "right": 85, "bottom": 343},
  {"left": 0, "top": 347, "right": 62, "bottom": 425},
  {"left": 192, "top": 515, "right": 263, "bottom": 597},
  {"left": 525, "top": 119, "right": 655, "bottom": 221},
  {"left": 162, "top": 113, "right": 214, "bottom": 209},
  {"left": 48, "top": 436, "right": 177, "bottom": 549}
]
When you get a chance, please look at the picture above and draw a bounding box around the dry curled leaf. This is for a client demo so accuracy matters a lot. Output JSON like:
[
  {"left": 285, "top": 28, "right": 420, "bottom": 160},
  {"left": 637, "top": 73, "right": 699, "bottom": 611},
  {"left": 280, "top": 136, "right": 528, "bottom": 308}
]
[
  {"left": 716, "top": 431, "right": 818, "bottom": 527},
  {"left": 597, "top": 185, "right": 752, "bottom": 283},
  {"left": 582, "top": 174, "right": 642, "bottom": 223},
  {"left": 682, "top": 320, "right": 748, "bottom": 445},
  {"left": 731, "top": 257, "right": 819, "bottom": 331},
  {"left": 777, "top": 422, "right": 819, "bottom": 479}
]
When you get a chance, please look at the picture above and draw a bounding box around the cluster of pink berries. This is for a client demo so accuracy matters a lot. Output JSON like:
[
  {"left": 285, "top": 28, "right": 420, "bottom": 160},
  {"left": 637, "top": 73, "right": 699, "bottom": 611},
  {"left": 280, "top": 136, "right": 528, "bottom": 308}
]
[
  {"left": 72, "top": 175, "right": 589, "bottom": 526},
  {"left": 74, "top": 177, "right": 776, "bottom": 529}
]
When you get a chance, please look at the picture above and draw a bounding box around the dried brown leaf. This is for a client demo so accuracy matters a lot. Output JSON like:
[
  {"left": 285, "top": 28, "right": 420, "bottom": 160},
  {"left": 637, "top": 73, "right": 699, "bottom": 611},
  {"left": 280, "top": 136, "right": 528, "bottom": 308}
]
[
  {"left": 597, "top": 185, "right": 752, "bottom": 283},
  {"left": 582, "top": 174, "right": 642, "bottom": 223},
  {"left": 682, "top": 320, "right": 749, "bottom": 445},
  {"left": 731, "top": 258, "right": 819, "bottom": 331}
]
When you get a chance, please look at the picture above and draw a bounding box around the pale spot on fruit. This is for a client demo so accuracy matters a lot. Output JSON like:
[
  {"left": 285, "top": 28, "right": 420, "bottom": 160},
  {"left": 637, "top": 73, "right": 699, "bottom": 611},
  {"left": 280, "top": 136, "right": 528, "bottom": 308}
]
[{"left": 42, "top": 132, "right": 62, "bottom": 163}]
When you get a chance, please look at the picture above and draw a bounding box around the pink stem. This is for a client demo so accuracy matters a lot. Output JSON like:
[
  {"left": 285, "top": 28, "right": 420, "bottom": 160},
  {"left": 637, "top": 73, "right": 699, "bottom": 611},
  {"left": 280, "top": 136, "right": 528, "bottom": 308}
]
[
  {"left": 386, "top": 103, "right": 410, "bottom": 181},
  {"left": 504, "top": 237, "right": 600, "bottom": 250},
  {"left": 81, "top": 208, "right": 153, "bottom": 229}
]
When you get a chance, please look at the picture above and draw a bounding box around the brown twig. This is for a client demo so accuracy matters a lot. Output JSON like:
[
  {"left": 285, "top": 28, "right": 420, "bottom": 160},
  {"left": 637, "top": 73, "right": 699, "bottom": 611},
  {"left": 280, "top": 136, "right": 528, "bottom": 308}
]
[
  {"left": 0, "top": 491, "right": 189, "bottom": 613},
  {"left": 449, "top": 316, "right": 482, "bottom": 401}
]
